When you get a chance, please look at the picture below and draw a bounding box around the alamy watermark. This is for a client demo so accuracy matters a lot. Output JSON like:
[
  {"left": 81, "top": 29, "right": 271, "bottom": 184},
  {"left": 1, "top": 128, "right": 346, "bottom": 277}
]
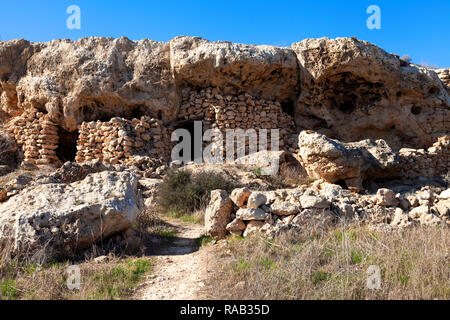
[
  {"left": 66, "top": 265, "right": 81, "bottom": 290},
  {"left": 367, "top": 5, "right": 381, "bottom": 30},
  {"left": 66, "top": 5, "right": 81, "bottom": 30},
  {"left": 367, "top": 265, "right": 382, "bottom": 290}
]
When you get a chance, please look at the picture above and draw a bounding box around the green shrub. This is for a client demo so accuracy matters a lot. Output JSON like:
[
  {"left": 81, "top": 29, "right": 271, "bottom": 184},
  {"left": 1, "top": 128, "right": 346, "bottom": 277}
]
[{"left": 159, "top": 169, "right": 236, "bottom": 215}]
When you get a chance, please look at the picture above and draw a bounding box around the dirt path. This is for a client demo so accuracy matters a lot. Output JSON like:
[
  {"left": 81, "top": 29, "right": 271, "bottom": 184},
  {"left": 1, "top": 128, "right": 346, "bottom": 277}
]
[{"left": 134, "top": 217, "right": 214, "bottom": 300}]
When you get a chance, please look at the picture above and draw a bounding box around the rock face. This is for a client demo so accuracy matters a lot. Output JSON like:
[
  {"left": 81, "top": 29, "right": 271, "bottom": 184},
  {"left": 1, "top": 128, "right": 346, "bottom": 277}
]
[
  {"left": 292, "top": 37, "right": 450, "bottom": 150},
  {"left": 1, "top": 36, "right": 448, "bottom": 153},
  {"left": 0, "top": 38, "right": 177, "bottom": 131},
  {"left": 0, "top": 171, "right": 142, "bottom": 259},
  {"left": 298, "top": 130, "right": 399, "bottom": 190},
  {"left": 170, "top": 36, "right": 299, "bottom": 102}
]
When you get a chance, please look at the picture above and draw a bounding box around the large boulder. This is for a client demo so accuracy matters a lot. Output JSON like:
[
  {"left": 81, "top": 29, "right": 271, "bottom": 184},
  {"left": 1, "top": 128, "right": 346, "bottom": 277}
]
[
  {"left": 292, "top": 37, "right": 450, "bottom": 150},
  {"left": 170, "top": 36, "right": 299, "bottom": 102},
  {"left": 298, "top": 130, "right": 400, "bottom": 190},
  {"left": 205, "top": 190, "right": 233, "bottom": 239},
  {"left": 0, "top": 171, "right": 142, "bottom": 260}
]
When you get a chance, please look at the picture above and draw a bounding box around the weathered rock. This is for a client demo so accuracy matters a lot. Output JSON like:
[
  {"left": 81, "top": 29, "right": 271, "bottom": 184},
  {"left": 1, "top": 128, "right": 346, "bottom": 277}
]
[
  {"left": 390, "top": 208, "right": 412, "bottom": 228},
  {"left": 438, "top": 189, "right": 450, "bottom": 200},
  {"left": 230, "top": 187, "right": 251, "bottom": 207},
  {"left": 419, "top": 213, "right": 443, "bottom": 226},
  {"left": 0, "top": 37, "right": 178, "bottom": 130},
  {"left": 270, "top": 200, "right": 300, "bottom": 216},
  {"left": 205, "top": 190, "right": 233, "bottom": 239},
  {"left": 226, "top": 218, "right": 246, "bottom": 236},
  {"left": 409, "top": 205, "right": 429, "bottom": 219},
  {"left": 247, "top": 192, "right": 267, "bottom": 209},
  {"left": 243, "top": 221, "right": 264, "bottom": 237},
  {"left": 293, "top": 37, "right": 450, "bottom": 150},
  {"left": 0, "top": 171, "right": 142, "bottom": 260},
  {"left": 373, "top": 188, "right": 399, "bottom": 207},
  {"left": 0, "top": 130, "right": 17, "bottom": 169},
  {"left": 236, "top": 208, "right": 268, "bottom": 221},
  {"left": 435, "top": 200, "right": 450, "bottom": 216},
  {"left": 336, "top": 202, "right": 356, "bottom": 218},
  {"left": 170, "top": 36, "right": 299, "bottom": 102},
  {"left": 299, "top": 194, "right": 331, "bottom": 209},
  {"left": 291, "top": 209, "right": 335, "bottom": 229},
  {"left": 298, "top": 130, "right": 400, "bottom": 190},
  {"left": 0, "top": 175, "right": 33, "bottom": 203}
]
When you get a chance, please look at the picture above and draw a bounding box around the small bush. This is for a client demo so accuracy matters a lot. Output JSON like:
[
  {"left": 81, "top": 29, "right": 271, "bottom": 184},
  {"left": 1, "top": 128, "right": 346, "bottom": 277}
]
[{"left": 159, "top": 169, "right": 236, "bottom": 216}]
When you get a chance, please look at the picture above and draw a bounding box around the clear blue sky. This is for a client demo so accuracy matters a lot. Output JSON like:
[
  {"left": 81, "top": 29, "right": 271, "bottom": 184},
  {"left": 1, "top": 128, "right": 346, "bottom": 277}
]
[{"left": 0, "top": 0, "right": 448, "bottom": 68}]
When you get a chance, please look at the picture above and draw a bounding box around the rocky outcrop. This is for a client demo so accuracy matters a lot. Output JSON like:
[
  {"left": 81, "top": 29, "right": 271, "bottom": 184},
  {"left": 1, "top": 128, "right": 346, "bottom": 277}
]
[
  {"left": 1, "top": 36, "right": 448, "bottom": 153},
  {"left": 0, "top": 171, "right": 142, "bottom": 260},
  {"left": 0, "top": 37, "right": 177, "bottom": 131},
  {"left": 298, "top": 130, "right": 399, "bottom": 190},
  {"left": 292, "top": 37, "right": 450, "bottom": 150},
  {"left": 170, "top": 37, "right": 299, "bottom": 102}
]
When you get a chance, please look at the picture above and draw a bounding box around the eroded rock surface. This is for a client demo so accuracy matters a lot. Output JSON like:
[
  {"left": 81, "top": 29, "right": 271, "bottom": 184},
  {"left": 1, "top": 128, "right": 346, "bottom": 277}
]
[
  {"left": 292, "top": 37, "right": 450, "bottom": 150},
  {"left": 0, "top": 171, "right": 142, "bottom": 259},
  {"left": 298, "top": 130, "right": 400, "bottom": 190},
  {"left": 1, "top": 36, "right": 448, "bottom": 153}
]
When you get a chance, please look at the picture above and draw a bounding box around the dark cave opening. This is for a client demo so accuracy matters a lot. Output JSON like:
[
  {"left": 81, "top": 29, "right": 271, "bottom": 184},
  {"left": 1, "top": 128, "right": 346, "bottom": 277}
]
[
  {"left": 130, "top": 107, "right": 146, "bottom": 120},
  {"left": 335, "top": 179, "right": 349, "bottom": 190},
  {"left": 80, "top": 102, "right": 149, "bottom": 122},
  {"left": 281, "top": 99, "right": 295, "bottom": 117},
  {"left": 411, "top": 106, "right": 422, "bottom": 115},
  {"left": 172, "top": 120, "right": 196, "bottom": 162},
  {"left": 56, "top": 127, "right": 79, "bottom": 163},
  {"left": 337, "top": 94, "right": 357, "bottom": 114}
]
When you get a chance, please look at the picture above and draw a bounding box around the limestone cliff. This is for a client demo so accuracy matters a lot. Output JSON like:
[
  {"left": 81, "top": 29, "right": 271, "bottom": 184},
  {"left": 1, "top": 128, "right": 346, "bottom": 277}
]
[{"left": 1, "top": 36, "right": 449, "bottom": 151}]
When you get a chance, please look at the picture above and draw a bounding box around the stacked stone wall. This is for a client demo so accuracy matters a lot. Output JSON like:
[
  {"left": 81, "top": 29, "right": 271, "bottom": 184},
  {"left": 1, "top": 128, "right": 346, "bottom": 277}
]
[
  {"left": 178, "top": 87, "right": 297, "bottom": 155},
  {"left": 75, "top": 116, "right": 170, "bottom": 166},
  {"left": 4, "top": 109, "right": 61, "bottom": 168},
  {"left": 399, "top": 135, "right": 450, "bottom": 179}
]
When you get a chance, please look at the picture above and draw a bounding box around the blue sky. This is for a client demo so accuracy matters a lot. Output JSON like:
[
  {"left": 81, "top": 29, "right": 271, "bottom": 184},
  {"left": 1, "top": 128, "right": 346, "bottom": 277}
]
[{"left": 0, "top": 0, "right": 448, "bottom": 68}]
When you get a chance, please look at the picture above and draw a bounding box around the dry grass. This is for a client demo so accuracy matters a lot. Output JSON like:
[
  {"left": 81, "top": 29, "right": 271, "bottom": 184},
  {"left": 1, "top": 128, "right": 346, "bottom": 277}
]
[
  {"left": 206, "top": 224, "right": 450, "bottom": 300},
  {"left": 0, "top": 256, "right": 153, "bottom": 300}
]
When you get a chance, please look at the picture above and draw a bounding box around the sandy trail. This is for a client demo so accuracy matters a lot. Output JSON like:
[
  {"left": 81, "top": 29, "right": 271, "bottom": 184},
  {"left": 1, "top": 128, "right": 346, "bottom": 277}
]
[{"left": 134, "top": 217, "right": 213, "bottom": 300}]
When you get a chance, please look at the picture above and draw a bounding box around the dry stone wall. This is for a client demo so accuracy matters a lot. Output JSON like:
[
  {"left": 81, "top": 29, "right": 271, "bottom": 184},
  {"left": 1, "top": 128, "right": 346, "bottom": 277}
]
[
  {"left": 178, "top": 87, "right": 297, "bottom": 154},
  {"left": 4, "top": 109, "right": 61, "bottom": 168},
  {"left": 75, "top": 116, "right": 171, "bottom": 167},
  {"left": 399, "top": 135, "right": 450, "bottom": 179}
]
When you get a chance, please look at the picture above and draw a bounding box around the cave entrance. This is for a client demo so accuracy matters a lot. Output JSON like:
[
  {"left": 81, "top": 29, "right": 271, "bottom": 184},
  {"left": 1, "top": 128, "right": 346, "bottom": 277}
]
[
  {"left": 173, "top": 120, "right": 196, "bottom": 162},
  {"left": 335, "top": 179, "right": 349, "bottom": 190},
  {"left": 281, "top": 99, "right": 295, "bottom": 117},
  {"left": 130, "top": 106, "right": 146, "bottom": 120},
  {"left": 337, "top": 94, "right": 357, "bottom": 114},
  {"left": 56, "top": 127, "right": 79, "bottom": 163}
]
